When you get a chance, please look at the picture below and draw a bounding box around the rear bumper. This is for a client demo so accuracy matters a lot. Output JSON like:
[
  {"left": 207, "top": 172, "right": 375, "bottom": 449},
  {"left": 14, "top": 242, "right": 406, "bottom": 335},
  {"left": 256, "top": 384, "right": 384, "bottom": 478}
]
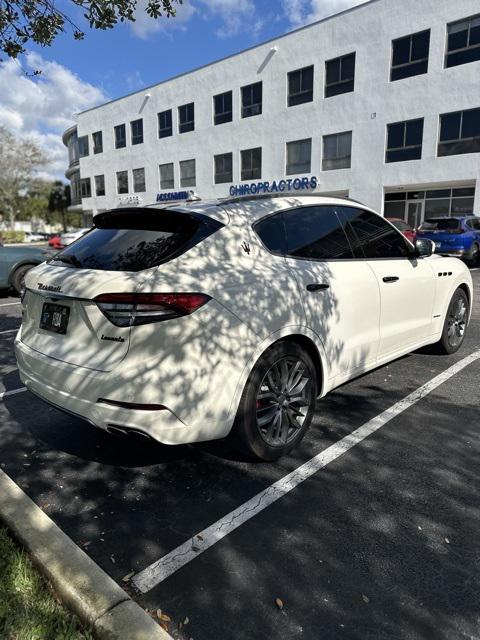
[{"left": 15, "top": 338, "right": 195, "bottom": 445}]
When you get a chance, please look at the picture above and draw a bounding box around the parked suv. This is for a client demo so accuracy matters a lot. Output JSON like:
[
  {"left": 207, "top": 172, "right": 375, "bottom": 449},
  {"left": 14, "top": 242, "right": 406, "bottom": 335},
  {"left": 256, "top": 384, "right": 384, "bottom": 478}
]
[
  {"left": 15, "top": 196, "right": 473, "bottom": 460},
  {"left": 416, "top": 216, "right": 480, "bottom": 264}
]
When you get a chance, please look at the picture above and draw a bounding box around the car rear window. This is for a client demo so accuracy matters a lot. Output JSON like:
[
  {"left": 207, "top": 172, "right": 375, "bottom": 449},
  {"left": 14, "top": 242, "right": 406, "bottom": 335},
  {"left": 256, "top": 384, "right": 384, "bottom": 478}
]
[
  {"left": 49, "top": 208, "right": 223, "bottom": 272},
  {"left": 420, "top": 218, "right": 461, "bottom": 231}
]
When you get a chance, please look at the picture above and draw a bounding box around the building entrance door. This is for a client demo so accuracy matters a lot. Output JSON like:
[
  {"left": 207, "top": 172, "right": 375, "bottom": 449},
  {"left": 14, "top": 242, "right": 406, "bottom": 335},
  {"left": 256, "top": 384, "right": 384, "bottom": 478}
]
[{"left": 407, "top": 201, "right": 423, "bottom": 229}]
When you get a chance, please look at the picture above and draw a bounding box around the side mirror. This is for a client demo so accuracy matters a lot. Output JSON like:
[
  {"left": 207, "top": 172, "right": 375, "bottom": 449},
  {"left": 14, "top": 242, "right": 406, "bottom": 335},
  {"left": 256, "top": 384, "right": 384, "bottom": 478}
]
[{"left": 415, "top": 238, "right": 435, "bottom": 257}]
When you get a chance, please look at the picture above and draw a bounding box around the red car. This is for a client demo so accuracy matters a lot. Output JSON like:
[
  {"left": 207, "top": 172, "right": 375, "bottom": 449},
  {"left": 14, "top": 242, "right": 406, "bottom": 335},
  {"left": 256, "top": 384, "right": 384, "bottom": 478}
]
[
  {"left": 386, "top": 218, "right": 416, "bottom": 243},
  {"left": 48, "top": 235, "right": 63, "bottom": 249}
]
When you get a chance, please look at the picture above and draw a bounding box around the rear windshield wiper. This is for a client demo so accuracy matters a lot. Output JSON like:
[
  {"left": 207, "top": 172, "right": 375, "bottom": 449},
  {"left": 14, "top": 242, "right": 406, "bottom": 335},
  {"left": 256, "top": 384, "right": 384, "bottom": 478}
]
[{"left": 50, "top": 254, "right": 82, "bottom": 268}]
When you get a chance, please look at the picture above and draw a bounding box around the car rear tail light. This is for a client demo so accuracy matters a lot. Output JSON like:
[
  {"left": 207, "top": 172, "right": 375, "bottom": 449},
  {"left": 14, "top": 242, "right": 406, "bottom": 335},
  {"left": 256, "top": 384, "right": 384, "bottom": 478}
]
[{"left": 94, "top": 292, "right": 211, "bottom": 327}]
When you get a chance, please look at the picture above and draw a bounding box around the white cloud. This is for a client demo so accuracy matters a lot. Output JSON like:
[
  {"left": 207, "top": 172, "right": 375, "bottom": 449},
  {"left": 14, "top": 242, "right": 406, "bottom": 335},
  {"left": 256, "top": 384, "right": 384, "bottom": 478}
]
[
  {"left": 283, "top": 0, "right": 370, "bottom": 28},
  {"left": 130, "top": 0, "right": 196, "bottom": 39},
  {"left": 0, "top": 54, "right": 107, "bottom": 181},
  {"left": 130, "top": 0, "right": 255, "bottom": 40}
]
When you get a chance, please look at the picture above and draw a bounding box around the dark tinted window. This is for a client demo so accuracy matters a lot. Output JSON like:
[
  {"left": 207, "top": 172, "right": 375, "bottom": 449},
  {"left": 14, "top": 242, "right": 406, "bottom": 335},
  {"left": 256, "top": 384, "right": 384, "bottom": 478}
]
[
  {"left": 254, "top": 214, "right": 286, "bottom": 254},
  {"left": 420, "top": 218, "right": 461, "bottom": 231},
  {"left": 386, "top": 118, "right": 424, "bottom": 162},
  {"left": 283, "top": 206, "right": 353, "bottom": 260},
  {"left": 391, "top": 30, "right": 430, "bottom": 81},
  {"left": 51, "top": 210, "right": 223, "bottom": 272},
  {"left": 214, "top": 91, "right": 232, "bottom": 125},
  {"left": 92, "top": 131, "right": 103, "bottom": 154},
  {"left": 78, "top": 136, "right": 89, "bottom": 158},
  {"left": 438, "top": 108, "right": 480, "bottom": 156},
  {"left": 242, "top": 82, "right": 262, "bottom": 118},
  {"left": 94, "top": 175, "right": 105, "bottom": 196},
  {"left": 179, "top": 103, "right": 195, "bottom": 133},
  {"left": 339, "top": 207, "right": 412, "bottom": 258},
  {"left": 325, "top": 53, "right": 355, "bottom": 97},
  {"left": 241, "top": 147, "right": 262, "bottom": 181},
  {"left": 446, "top": 14, "right": 480, "bottom": 68},
  {"left": 114, "top": 124, "right": 126, "bottom": 149},
  {"left": 288, "top": 65, "right": 314, "bottom": 106},
  {"left": 131, "top": 119, "right": 143, "bottom": 145},
  {"left": 79, "top": 177, "right": 91, "bottom": 198},
  {"left": 158, "top": 110, "right": 172, "bottom": 138},
  {"left": 214, "top": 152, "right": 233, "bottom": 184}
]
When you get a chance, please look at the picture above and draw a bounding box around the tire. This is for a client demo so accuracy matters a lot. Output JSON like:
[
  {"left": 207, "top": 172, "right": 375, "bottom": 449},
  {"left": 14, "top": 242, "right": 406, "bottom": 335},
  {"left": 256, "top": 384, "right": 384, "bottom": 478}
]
[
  {"left": 466, "top": 243, "right": 479, "bottom": 266},
  {"left": 435, "top": 288, "right": 469, "bottom": 355},
  {"left": 232, "top": 341, "right": 317, "bottom": 461},
  {"left": 10, "top": 264, "right": 35, "bottom": 296}
]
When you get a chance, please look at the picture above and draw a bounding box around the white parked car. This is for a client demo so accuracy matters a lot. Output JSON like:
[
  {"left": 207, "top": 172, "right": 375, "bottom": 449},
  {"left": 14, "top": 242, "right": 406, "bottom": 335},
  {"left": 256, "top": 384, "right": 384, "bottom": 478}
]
[
  {"left": 15, "top": 196, "right": 473, "bottom": 460},
  {"left": 60, "top": 228, "right": 91, "bottom": 246}
]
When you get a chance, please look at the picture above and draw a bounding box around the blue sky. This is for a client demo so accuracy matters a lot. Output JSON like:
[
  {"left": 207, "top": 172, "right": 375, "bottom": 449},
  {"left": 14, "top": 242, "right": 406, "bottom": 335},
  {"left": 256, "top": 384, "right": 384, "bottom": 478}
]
[{"left": 0, "top": 0, "right": 368, "bottom": 178}]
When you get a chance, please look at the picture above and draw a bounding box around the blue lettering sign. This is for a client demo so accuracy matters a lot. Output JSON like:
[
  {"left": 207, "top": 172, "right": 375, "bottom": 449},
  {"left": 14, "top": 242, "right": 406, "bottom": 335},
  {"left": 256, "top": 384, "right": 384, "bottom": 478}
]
[
  {"left": 156, "top": 191, "right": 189, "bottom": 202},
  {"left": 229, "top": 176, "right": 318, "bottom": 197}
]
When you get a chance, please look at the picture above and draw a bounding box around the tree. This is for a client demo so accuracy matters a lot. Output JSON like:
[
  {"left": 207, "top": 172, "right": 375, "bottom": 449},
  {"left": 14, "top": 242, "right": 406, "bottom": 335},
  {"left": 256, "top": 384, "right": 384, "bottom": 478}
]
[
  {"left": 0, "top": 0, "right": 182, "bottom": 61},
  {"left": 0, "top": 126, "right": 46, "bottom": 229},
  {"left": 48, "top": 180, "right": 71, "bottom": 231}
]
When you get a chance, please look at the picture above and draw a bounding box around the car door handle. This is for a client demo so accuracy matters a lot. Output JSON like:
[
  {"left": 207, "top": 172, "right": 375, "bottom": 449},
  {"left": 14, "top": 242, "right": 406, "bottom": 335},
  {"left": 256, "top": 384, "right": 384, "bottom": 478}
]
[
  {"left": 306, "top": 283, "right": 330, "bottom": 292},
  {"left": 382, "top": 276, "right": 399, "bottom": 283}
]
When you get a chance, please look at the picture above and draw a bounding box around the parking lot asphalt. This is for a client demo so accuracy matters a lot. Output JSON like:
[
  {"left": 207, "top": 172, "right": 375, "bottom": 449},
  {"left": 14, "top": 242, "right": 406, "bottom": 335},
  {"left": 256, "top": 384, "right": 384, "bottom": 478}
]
[{"left": 0, "top": 270, "right": 479, "bottom": 640}]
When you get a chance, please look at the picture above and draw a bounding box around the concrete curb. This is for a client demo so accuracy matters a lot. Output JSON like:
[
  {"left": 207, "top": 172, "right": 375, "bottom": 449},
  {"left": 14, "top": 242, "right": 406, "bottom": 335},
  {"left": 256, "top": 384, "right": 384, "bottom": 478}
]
[{"left": 0, "top": 469, "right": 172, "bottom": 640}]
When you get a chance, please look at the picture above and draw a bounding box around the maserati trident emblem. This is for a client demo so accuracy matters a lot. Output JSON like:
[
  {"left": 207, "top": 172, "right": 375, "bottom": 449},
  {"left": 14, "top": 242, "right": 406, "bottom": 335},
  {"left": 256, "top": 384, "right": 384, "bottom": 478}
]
[
  {"left": 38, "top": 282, "right": 62, "bottom": 292},
  {"left": 241, "top": 241, "right": 251, "bottom": 255}
]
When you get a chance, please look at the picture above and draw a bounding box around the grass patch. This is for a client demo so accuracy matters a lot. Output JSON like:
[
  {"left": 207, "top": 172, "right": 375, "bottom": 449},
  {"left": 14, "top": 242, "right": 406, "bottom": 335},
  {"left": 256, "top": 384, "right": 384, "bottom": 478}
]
[{"left": 0, "top": 528, "right": 94, "bottom": 640}]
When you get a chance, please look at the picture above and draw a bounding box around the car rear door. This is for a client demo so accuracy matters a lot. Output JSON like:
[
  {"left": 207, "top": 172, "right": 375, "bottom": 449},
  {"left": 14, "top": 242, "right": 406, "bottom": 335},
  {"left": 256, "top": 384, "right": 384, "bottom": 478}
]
[
  {"left": 281, "top": 205, "right": 381, "bottom": 381},
  {"left": 338, "top": 206, "right": 436, "bottom": 360}
]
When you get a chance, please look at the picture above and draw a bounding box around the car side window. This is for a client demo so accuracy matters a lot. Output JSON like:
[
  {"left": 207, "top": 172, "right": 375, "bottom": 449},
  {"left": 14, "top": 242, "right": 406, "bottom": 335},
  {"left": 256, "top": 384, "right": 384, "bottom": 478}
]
[
  {"left": 338, "top": 206, "right": 413, "bottom": 259},
  {"left": 283, "top": 206, "right": 354, "bottom": 260},
  {"left": 253, "top": 214, "right": 287, "bottom": 254}
]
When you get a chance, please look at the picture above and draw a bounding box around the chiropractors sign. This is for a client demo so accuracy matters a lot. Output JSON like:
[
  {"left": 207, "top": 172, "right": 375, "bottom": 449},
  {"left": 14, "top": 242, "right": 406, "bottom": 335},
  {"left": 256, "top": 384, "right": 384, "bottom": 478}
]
[{"left": 229, "top": 176, "right": 318, "bottom": 197}]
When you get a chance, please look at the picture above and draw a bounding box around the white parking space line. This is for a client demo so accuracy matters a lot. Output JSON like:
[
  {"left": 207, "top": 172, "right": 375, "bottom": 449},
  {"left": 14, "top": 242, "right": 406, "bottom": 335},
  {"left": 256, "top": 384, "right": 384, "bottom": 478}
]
[
  {"left": 133, "top": 347, "right": 480, "bottom": 594},
  {"left": 0, "top": 302, "right": 21, "bottom": 307},
  {"left": 0, "top": 387, "right": 27, "bottom": 401},
  {"left": 0, "top": 329, "right": 18, "bottom": 336}
]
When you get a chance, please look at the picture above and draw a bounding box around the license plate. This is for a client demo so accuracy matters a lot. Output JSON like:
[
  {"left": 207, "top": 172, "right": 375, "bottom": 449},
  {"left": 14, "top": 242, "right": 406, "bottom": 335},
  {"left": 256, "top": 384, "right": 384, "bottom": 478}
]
[
  {"left": 40, "top": 302, "right": 70, "bottom": 335},
  {"left": 435, "top": 241, "right": 442, "bottom": 249}
]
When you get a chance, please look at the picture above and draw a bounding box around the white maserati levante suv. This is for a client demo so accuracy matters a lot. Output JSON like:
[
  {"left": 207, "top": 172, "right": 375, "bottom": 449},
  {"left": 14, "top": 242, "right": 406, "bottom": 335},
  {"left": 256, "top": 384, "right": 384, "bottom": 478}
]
[{"left": 15, "top": 196, "right": 473, "bottom": 460}]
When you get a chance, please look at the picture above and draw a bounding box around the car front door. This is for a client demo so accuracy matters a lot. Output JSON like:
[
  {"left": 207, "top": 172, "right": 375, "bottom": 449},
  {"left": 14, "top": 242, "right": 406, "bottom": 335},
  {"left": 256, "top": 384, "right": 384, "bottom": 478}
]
[
  {"left": 0, "top": 247, "right": 11, "bottom": 288},
  {"left": 282, "top": 205, "right": 380, "bottom": 381},
  {"left": 338, "top": 206, "right": 436, "bottom": 360}
]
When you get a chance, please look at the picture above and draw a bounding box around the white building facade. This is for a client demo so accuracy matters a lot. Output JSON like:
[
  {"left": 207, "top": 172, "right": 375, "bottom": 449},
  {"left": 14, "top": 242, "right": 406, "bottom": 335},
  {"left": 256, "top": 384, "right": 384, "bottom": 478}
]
[{"left": 63, "top": 0, "right": 480, "bottom": 227}]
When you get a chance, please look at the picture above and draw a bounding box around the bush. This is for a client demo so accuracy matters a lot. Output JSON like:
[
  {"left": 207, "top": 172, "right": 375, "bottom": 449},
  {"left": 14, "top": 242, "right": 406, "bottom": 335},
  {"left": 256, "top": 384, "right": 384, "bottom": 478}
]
[{"left": 1, "top": 231, "right": 25, "bottom": 243}]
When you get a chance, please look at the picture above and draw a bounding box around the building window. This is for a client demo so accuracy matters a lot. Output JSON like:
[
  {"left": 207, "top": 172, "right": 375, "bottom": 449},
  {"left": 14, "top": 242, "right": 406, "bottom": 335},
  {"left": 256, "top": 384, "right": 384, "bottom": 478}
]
[
  {"left": 325, "top": 52, "right": 355, "bottom": 97},
  {"left": 92, "top": 131, "right": 103, "bottom": 154},
  {"left": 94, "top": 175, "right": 105, "bottom": 196},
  {"left": 438, "top": 108, "right": 480, "bottom": 156},
  {"left": 288, "top": 65, "right": 314, "bottom": 106},
  {"left": 131, "top": 119, "right": 143, "bottom": 145},
  {"left": 286, "top": 139, "right": 311, "bottom": 175},
  {"left": 117, "top": 170, "right": 128, "bottom": 194},
  {"left": 386, "top": 118, "right": 424, "bottom": 162},
  {"left": 79, "top": 177, "right": 91, "bottom": 198},
  {"left": 214, "top": 91, "right": 232, "bottom": 125},
  {"left": 158, "top": 109, "right": 172, "bottom": 138},
  {"left": 133, "top": 168, "right": 146, "bottom": 193},
  {"left": 78, "top": 135, "right": 89, "bottom": 158},
  {"left": 446, "top": 14, "right": 480, "bottom": 68},
  {"left": 241, "top": 81, "right": 262, "bottom": 118},
  {"left": 383, "top": 187, "right": 476, "bottom": 221},
  {"left": 114, "top": 124, "right": 126, "bottom": 149},
  {"left": 214, "top": 152, "right": 233, "bottom": 184},
  {"left": 180, "top": 159, "right": 196, "bottom": 187},
  {"left": 322, "top": 131, "right": 352, "bottom": 170},
  {"left": 241, "top": 147, "right": 262, "bottom": 181},
  {"left": 391, "top": 30, "right": 430, "bottom": 81},
  {"left": 159, "top": 163, "right": 174, "bottom": 189},
  {"left": 70, "top": 171, "right": 81, "bottom": 205},
  {"left": 179, "top": 103, "right": 194, "bottom": 133}
]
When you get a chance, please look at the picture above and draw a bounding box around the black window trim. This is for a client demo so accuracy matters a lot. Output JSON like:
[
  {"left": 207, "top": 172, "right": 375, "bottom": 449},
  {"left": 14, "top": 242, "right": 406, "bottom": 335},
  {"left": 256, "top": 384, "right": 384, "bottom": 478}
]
[
  {"left": 445, "top": 13, "right": 480, "bottom": 67},
  {"left": 158, "top": 109, "right": 173, "bottom": 139},
  {"left": 390, "top": 29, "right": 430, "bottom": 80},
  {"left": 241, "top": 81, "right": 263, "bottom": 118},
  {"left": 438, "top": 107, "right": 480, "bottom": 143},
  {"left": 386, "top": 118, "right": 424, "bottom": 162},
  {"left": 213, "top": 90, "right": 233, "bottom": 125},
  {"left": 325, "top": 52, "right": 356, "bottom": 97},
  {"left": 287, "top": 65, "right": 314, "bottom": 107}
]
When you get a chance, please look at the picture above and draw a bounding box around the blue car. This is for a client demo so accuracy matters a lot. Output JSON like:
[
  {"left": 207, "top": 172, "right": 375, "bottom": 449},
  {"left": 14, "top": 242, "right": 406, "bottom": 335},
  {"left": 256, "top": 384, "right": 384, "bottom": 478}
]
[
  {"left": 0, "top": 242, "right": 50, "bottom": 294},
  {"left": 416, "top": 216, "right": 480, "bottom": 264}
]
